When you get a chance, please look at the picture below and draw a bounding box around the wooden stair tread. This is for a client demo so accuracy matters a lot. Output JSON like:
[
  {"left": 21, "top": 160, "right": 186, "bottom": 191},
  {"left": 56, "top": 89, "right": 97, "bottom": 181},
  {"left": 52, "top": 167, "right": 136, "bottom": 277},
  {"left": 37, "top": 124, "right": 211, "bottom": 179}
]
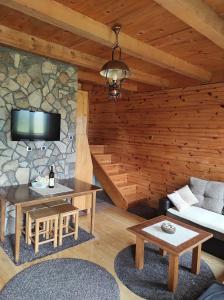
[
  {"left": 103, "top": 163, "right": 121, "bottom": 168},
  {"left": 94, "top": 154, "right": 112, "bottom": 163},
  {"left": 118, "top": 183, "right": 137, "bottom": 196},
  {"left": 110, "top": 172, "right": 127, "bottom": 179},
  {"left": 124, "top": 192, "right": 148, "bottom": 204},
  {"left": 90, "top": 145, "right": 105, "bottom": 154},
  {"left": 117, "top": 182, "right": 136, "bottom": 188}
]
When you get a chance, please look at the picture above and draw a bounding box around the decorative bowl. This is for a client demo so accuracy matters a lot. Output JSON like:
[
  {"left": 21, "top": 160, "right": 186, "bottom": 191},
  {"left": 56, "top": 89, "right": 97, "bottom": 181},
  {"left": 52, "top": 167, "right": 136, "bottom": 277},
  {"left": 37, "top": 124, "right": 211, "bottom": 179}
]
[
  {"left": 31, "top": 181, "right": 48, "bottom": 189},
  {"left": 161, "top": 222, "right": 176, "bottom": 234}
]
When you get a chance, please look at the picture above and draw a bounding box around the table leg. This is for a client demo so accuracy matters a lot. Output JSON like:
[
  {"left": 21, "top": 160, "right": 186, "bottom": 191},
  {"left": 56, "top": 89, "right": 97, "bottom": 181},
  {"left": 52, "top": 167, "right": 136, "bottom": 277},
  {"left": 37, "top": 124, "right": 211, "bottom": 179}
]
[
  {"left": 135, "top": 236, "right": 144, "bottom": 269},
  {"left": 90, "top": 191, "right": 96, "bottom": 234},
  {"left": 168, "top": 254, "right": 179, "bottom": 292},
  {"left": 192, "top": 244, "right": 201, "bottom": 274},
  {"left": 0, "top": 199, "right": 6, "bottom": 242},
  {"left": 71, "top": 197, "right": 76, "bottom": 223},
  {"left": 159, "top": 248, "right": 167, "bottom": 256},
  {"left": 15, "top": 204, "right": 22, "bottom": 263}
]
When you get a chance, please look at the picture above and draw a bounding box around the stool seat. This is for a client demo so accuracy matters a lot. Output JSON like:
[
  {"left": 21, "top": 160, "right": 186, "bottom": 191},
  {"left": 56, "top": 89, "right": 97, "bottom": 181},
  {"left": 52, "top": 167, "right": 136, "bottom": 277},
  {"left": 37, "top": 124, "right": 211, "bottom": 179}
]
[
  {"left": 29, "top": 207, "right": 59, "bottom": 220},
  {"left": 23, "top": 204, "right": 47, "bottom": 213},
  {"left": 53, "top": 203, "right": 78, "bottom": 214}
]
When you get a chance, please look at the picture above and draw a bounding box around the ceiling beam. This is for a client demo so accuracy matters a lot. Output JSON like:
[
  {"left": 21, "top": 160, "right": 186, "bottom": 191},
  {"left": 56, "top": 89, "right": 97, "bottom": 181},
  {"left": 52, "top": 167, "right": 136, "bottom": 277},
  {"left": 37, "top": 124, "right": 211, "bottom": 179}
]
[
  {"left": 0, "top": 0, "right": 212, "bottom": 82},
  {"left": 153, "top": 0, "right": 224, "bottom": 50},
  {"left": 0, "top": 24, "right": 168, "bottom": 88},
  {"left": 78, "top": 70, "right": 138, "bottom": 92}
]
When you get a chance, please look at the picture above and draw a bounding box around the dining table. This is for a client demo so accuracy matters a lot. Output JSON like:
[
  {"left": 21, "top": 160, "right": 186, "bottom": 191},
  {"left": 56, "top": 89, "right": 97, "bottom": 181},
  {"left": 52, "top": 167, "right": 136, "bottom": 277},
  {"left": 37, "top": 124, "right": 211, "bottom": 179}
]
[{"left": 0, "top": 177, "right": 101, "bottom": 263}]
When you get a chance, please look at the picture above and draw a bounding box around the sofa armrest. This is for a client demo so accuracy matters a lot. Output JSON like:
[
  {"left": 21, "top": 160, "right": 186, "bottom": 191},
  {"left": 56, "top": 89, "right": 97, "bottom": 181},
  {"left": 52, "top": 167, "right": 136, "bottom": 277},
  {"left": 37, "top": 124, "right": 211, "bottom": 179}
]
[{"left": 159, "top": 197, "right": 174, "bottom": 215}]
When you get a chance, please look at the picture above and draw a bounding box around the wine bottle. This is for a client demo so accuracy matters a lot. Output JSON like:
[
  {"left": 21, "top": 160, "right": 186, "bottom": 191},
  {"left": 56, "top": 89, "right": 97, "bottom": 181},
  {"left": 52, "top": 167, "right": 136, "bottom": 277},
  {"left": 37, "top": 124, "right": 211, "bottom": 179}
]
[{"left": 49, "top": 166, "right": 55, "bottom": 188}]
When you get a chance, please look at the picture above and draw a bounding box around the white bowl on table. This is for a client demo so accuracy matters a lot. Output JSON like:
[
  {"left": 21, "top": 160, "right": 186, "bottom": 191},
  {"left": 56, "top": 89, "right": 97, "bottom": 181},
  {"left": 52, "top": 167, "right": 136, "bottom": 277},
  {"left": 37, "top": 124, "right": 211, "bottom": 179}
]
[{"left": 31, "top": 181, "right": 48, "bottom": 189}]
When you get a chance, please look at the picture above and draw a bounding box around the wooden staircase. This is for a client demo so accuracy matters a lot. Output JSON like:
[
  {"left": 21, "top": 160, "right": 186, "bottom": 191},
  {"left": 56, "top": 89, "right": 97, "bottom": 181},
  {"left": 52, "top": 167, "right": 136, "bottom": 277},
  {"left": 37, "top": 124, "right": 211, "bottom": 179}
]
[{"left": 90, "top": 145, "right": 148, "bottom": 209}]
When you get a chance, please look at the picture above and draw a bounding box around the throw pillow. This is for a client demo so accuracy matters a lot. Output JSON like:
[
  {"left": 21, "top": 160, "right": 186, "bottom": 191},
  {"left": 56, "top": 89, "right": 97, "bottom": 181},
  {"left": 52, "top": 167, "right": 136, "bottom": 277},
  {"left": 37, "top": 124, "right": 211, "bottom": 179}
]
[
  {"left": 177, "top": 185, "right": 199, "bottom": 206},
  {"left": 167, "top": 191, "right": 190, "bottom": 212},
  {"left": 189, "top": 177, "right": 207, "bottom": 206},
  {"left": 203, "top": 181, "right": 224, "bottom": 214}
]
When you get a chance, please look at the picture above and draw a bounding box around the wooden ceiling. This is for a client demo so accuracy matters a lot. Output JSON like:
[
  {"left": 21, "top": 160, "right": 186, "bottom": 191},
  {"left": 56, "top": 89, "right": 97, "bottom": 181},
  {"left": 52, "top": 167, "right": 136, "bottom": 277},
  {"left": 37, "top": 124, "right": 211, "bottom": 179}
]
[{"left": 0, "top": 0, "right": 224, "bottom": 91}]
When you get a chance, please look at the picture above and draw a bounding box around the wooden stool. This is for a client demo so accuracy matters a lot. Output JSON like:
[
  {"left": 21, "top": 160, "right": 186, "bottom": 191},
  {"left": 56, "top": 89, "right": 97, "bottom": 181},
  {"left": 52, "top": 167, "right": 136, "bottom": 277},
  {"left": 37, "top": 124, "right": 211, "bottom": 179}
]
[
  {"left": 28, "top": 208, "right": 59, "bottom": 254},
  {"left": 22, "top": 204, "right": 48, "bottom": 243},
  {"left": 53, "top": 204, "right": 79, "bottom": 246}
]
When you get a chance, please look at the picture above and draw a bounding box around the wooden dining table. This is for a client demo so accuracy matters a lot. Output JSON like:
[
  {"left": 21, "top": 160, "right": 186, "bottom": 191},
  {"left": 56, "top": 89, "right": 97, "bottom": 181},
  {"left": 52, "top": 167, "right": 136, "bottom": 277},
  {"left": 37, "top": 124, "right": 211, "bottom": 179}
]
[{"left": 0, "top": 178, "right": 101, "bottom": 263}]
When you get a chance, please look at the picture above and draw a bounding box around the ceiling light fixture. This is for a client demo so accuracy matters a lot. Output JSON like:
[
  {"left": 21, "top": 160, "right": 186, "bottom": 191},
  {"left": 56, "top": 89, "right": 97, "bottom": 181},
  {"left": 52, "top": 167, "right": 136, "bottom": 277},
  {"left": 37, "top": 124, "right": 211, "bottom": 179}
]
[{"left": 100, "top": 24, "right": 131, "bottom": 100}]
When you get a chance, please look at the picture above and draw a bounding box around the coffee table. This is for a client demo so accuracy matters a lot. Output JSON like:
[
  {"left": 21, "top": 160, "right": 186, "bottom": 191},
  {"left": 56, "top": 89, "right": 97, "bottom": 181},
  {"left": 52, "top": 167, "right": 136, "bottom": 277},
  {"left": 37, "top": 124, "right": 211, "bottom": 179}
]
[{"left": 127, "top": 215, "right": 213, "bottom": 292}]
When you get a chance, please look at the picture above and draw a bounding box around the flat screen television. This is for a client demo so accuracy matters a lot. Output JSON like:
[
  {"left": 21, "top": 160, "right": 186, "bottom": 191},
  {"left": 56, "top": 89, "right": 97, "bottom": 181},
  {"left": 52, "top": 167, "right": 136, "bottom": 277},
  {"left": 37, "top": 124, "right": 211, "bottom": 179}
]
[{"left": 11, "top": 109, "right": 61, "bottom": 141}]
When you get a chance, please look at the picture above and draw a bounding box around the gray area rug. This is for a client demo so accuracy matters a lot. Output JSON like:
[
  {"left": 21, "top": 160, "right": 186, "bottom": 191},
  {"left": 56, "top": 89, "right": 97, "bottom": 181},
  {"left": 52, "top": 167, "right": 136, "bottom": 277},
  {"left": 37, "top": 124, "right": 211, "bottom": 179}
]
[
  {"left": 114, "top": 244, "right": 215, "bottom": 300},
  {"left": 0, "top": 227, "right": 94, "bottom": 265},
  {"left": 0, "top": 258, "right": 120, "bottom": 300}
]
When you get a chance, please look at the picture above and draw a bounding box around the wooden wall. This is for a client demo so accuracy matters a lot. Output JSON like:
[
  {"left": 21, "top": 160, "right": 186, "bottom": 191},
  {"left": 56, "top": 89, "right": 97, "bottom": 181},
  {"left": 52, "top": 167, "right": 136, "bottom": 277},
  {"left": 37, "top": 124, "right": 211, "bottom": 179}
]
[{"left": 88, "top": 82, "right": 224, "bottom": 207}]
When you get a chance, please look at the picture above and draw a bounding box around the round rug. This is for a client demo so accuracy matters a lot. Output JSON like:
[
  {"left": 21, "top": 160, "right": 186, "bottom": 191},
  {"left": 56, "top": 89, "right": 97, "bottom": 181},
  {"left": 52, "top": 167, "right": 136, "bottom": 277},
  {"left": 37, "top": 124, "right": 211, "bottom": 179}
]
[
  {"left": 0, "top": 258, "right": 120, "bottom": 300},
  {"left": 114, "top": 244, "right": 215, "bottom": 300}
]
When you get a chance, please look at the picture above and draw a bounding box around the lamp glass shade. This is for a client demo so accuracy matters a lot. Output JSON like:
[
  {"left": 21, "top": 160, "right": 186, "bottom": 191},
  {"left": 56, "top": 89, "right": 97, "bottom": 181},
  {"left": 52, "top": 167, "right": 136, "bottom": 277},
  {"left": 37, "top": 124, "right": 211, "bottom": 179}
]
[{"left": 100, "top": 59, "right": 131, "bottom": 80}]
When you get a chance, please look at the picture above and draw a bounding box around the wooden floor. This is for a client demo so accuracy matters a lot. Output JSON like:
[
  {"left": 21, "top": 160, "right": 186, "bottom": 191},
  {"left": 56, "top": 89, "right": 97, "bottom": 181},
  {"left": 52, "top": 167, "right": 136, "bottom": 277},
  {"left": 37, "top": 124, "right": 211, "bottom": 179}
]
[{"left": 0, "top": 202, "right": 224, "bottom": 299}]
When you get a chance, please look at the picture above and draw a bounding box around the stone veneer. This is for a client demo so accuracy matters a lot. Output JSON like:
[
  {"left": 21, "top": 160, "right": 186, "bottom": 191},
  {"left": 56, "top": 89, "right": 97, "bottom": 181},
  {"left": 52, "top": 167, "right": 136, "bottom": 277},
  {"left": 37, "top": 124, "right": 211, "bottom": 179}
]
[{"left": 0, "top": 46, "right": 77, "bottom": 186}]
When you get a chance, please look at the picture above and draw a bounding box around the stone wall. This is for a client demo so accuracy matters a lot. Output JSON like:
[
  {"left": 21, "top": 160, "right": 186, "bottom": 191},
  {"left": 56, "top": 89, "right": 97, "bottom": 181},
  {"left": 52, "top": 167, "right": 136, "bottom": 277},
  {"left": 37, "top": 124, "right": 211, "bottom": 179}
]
[{"left": 0, "top": 46, "right": 77, "bottom": 186}]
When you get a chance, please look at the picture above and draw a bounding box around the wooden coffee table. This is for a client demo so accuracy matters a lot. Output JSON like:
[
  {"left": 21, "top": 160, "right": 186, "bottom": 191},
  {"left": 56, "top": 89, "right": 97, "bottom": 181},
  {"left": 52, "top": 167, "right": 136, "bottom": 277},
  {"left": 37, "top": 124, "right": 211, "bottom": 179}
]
[{"left": 127, "top": 215, "right": 213, "bottom": 292}]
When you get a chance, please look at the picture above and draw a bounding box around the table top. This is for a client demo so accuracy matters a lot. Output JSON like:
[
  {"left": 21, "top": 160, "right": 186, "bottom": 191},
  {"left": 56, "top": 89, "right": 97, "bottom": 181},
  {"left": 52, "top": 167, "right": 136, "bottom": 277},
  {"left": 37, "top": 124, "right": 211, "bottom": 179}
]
[
  {"left": 127, "top": 215, "right": 213, "bottom": 255},
  {"left": 0, "top": 178, "right": 102, "bottom": 206}
]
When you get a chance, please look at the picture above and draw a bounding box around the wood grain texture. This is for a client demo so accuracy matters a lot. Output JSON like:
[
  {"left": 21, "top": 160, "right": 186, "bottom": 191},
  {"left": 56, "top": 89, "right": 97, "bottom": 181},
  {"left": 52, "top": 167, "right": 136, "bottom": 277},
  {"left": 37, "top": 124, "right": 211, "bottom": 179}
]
[
  {"left": 0, "top": 25, "right": 169, "bottom": 88},
  {"left": 88, "top": 82, "right": 224, "bottom": 207},
  {"left": 154, "top": 0, "right": 224, "bottom": 50},
  {"left": 0, "top": 0, "right": 211, "bottom": 82},
  {"left": 74, "top": 90, "right": 93, "bottom": 211},
  {"left": 1, "top": 1, "right": 224, "bottom": 86},
  {"left": 168, "top": 255, "right": 179, "bottom": 292}
]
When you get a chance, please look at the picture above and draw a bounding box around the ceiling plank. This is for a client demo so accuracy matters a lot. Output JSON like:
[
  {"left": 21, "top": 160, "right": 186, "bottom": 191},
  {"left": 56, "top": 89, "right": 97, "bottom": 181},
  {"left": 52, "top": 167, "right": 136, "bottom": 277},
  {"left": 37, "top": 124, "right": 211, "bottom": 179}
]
[
  {"left": 0, "top": 0, "right": 212, "bottom": 82},
  {"left": 0, "top": 24, "right": 168, "bottom": 88},
  {"left": 154, "top": 0, "right": 224, "bottom": 50},
  {"left": 78, "top": 70, "right": 138, "bottom": 92}
]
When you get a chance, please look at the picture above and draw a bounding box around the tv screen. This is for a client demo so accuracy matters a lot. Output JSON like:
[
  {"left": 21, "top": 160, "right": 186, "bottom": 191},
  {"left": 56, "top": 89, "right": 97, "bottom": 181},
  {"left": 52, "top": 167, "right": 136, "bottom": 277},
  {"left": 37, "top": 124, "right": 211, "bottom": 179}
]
[{"left": 11, "top": 109, "right": 61, "bottom": 141}]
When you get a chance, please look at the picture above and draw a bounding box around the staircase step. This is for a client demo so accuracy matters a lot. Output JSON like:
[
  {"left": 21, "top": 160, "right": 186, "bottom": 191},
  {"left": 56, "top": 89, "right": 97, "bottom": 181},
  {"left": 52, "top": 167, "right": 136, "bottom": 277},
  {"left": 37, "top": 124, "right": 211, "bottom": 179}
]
[
  {"left": 124, "top": 192, "right": 148, "bottom": 206},
  {"left": 119, "top": 184, "right": 137, "bottom": 196},
  {"left": 110, "top": 173, "right": 128, "bottom": 185},
  {"left": 103, "top": 163, "right": 121, "bottom": 175},
  {"left": 94, "top": 154, "right": 112, "bottom": 164},
  {"left": 90, "top": 145, "right": 105, "bottom": 154}
]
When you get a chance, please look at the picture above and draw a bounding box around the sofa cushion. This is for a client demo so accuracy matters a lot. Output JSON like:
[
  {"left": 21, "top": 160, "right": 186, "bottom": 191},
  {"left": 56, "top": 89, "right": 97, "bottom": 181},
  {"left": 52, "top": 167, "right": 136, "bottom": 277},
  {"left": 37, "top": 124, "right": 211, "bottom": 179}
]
[
  {"left": 203, "top": 181, "right": 224, "bottom": 214},
  {"left": 189, "top": 177, "right": 207, "bottom": 206},
  {"left": 167, "top": 191, "right": 190, "bottom": 212},
  {"left": 168, "top": 206, "right": 224, "bottom": 234},
  {"left": 190, "top": 177, "right": 224, "bottom": 214},
  {"left": 177, "top": 185, "right": 199, "bottom": 206}
]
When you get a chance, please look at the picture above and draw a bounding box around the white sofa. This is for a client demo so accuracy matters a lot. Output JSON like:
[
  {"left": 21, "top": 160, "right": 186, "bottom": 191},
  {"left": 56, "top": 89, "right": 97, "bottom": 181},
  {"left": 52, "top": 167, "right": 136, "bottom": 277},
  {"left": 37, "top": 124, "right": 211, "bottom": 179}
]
[{"left": 159, "top": 177, "right": 224, "bottom": 259}]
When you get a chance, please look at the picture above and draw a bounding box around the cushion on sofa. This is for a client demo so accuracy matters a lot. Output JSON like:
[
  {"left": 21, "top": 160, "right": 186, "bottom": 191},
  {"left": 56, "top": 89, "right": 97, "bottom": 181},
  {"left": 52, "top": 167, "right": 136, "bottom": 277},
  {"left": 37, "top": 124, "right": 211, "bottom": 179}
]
[
  {"left": 168, "top": 206, "right": 224, "bottom": 234},
  {"left": 189, "top": 177, "right": 207, "bottom": 206},
  {"left": 177, "top": 185, "right": 199, "bottom": 206},
  {"left": 203, "top": 181, "right": 224, "bottom": 214},
  {"left": 167, "top": 191, "right": 190, "bottom": 211},
  {"left": 190, "top": 177, "right": 224, "bottom": 214}
]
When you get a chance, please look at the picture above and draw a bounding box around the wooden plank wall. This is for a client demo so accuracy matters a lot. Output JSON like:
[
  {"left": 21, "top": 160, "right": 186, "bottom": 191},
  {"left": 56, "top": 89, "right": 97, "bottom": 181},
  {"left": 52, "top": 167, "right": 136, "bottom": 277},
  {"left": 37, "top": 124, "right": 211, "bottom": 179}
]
[{"left": 88, "top": 82, "right": 224, "bottom": 207}]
